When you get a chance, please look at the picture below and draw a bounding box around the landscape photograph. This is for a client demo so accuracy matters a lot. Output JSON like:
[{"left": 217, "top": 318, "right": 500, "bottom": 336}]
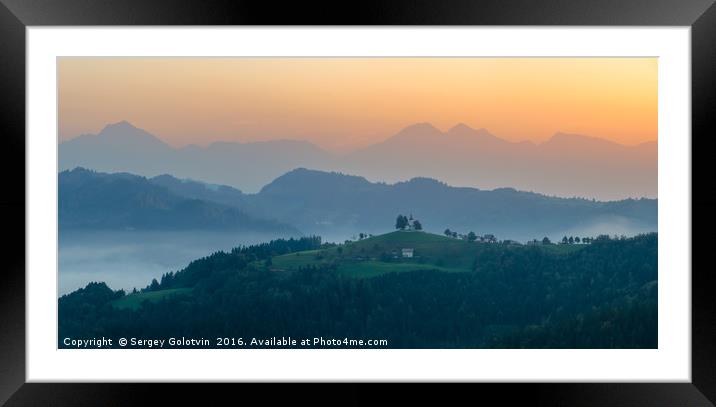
[{"left": 57, "top": 57, "right": 657, "bottom": 349}]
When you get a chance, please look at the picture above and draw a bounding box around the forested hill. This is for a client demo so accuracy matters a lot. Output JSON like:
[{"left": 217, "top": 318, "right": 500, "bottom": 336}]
[
  {"left": 59, "top": 232, "right": 657, "bottom": 349},
  {"left": 59, "top": 167, "right": 297, "bottom": 234},
  {"left": 247, "top": 168, "right": 657, "bottom": 241},
  {"left": 61, "top": 167, "right": 657, "bottom": 242}
]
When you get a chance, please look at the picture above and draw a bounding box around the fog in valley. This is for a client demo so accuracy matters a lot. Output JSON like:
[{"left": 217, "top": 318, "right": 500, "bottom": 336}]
[
  {"left": 58, "top": 220, "right": 655, "bottom": 297},
  {"left": 58, "top": 230, "right": 300, "bottom": 296}
]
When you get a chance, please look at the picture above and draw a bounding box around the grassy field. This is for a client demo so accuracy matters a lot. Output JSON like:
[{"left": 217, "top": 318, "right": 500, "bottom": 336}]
[
  {"left": 111, "top": 287, "right": 193, "bottom": 310},
  {"left": 336, "top": 260, "right": 465, "bottom": 278},
  {"left": 538, "top": 243, "right": 588, "bottom": 255},
  {"left": 271, "top": 249, "right": 331, "bottom": 269},
  {"left": 271, "top": 231, "right": 466, "bottom": 269},
  {"left": 267, "top": 231, "right": 588, "bottom": 279},
  {"left": 349, "top": 231, "right": 476, "bottom": 266}
]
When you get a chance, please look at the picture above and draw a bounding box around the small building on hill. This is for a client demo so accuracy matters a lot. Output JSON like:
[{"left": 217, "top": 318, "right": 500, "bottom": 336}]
[
  {"left": 406, "top": 215, "right": 416, "bottom": 231},
  {"left": 401, "top": 248, "right": 414, "bottom": 258}
]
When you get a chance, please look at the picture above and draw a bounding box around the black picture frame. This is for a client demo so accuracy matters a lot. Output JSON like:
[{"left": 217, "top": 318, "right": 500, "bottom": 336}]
[{"left": 1, "top": 0, "right": 714, "bottom": 405}]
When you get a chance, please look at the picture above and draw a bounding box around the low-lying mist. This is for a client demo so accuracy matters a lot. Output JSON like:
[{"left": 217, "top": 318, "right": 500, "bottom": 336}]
[
  {"left": 58, "top": 230, "right": 300, "bottom": 296},
  {"left": 58, "top": 218, "right": 656, "bottom": 297}
]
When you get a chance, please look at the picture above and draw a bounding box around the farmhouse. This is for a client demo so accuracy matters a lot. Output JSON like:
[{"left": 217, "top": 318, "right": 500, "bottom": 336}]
[{"left": 401, "top": 248, "right": 414, "bottom": 258}]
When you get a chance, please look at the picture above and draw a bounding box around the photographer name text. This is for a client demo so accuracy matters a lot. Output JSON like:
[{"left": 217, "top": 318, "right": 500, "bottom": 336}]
[{"left": 62, "top": 336, "right": 388, "bottom": 348}]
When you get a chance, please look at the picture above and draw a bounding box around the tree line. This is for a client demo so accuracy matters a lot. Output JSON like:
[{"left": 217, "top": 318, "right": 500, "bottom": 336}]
[
  {"left": 395, "top": 214, "right": 422, "bottom": 231},
  {"left": 59, "top": 233, "right": 657, "bottom": 349}
]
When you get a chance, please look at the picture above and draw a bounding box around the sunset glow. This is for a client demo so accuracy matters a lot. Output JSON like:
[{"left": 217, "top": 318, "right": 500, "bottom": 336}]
[{"left": 59, "top": 57, "right": 657, "bottom": 152}]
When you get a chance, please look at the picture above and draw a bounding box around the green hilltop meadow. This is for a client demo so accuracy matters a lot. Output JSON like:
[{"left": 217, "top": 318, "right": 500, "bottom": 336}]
[
  {"left": 60, "top": 227, "right": 657, "bottom": 348},
  {"left": 109, "top": 230, "right": 586, "bottom": 311},
  {"left": 269, "top": 230, "right": 582, "bottom": 278}
]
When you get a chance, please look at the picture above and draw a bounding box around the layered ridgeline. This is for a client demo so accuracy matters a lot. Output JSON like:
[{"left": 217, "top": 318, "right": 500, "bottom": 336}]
[
  {"left": 60, "top": 167, "right": 656, "bottom": 242},
  {"left": 250, "top": 168, "right": 656, "bottom": 242},
  {"left": 59, "top": 121, "right": 656, "bottom": 200},
  {"left": 59, "top": 168, "right": 297, "bottom": 234},
  {"left": 59, "top": 231, "right": 657, "bottom": 348},
  {"left": 59, "top": 121, "right": 334, "bottom": 196}
]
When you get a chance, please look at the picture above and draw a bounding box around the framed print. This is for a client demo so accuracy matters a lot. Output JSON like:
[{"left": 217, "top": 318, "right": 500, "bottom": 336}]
[{"left": 1, "top": 0, "right": 715, "bottom": 405}]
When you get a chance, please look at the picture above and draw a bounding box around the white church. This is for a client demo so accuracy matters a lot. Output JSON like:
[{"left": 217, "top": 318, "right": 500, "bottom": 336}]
[{"left": 405, "top": 214, "right": 420, "bottom": 231}]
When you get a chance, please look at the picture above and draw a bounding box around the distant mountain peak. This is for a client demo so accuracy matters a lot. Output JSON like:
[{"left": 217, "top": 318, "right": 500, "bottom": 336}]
[
  {"left": 86, "top": 121, "right": 172, "bottom": 151},
  {"left": 97, "top": 120, "right": 161, "bottom": 140},
  {"left": 375, "top": 122, "right": 444, "bottom": 146},
  {"left": 447, "top": 123, "right": 492, "bottom": 137},
  {"left": 100, "top": 120, "right": 142, "bottom": 133},
  {"left": 404, "top": 122, "right": 440, "bottom": 131},
  {"left": 447, "top": 122, "right": 472, "bottom": 132},
  {"left": 395, "top": 122, "right": 442, "bottom": 136}
]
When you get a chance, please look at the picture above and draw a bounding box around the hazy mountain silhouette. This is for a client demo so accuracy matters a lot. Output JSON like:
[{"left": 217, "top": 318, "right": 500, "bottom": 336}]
[
  {"left": 59, "top": 121, "right": 334, "bottom": 193},
  {"left": 245, "top": 168, "right": 656, "bottom": 241},
  {"left": 59, "top": 167, "right": 656, "bottom": 241},
  {"left": 342, "top": 123, "right": 656, "bottom": 200},
  {"left": 59, "top": 168, "right": 298, "bottom": 234},
  {"left": 59, "top": 121, "right": 176, "bottom": 174},
  {"left": 149, "top": 173, "right": 250, "bottom": 209},
  {"left": 59, "top": 121, "right": 656, "bottom": 200}
]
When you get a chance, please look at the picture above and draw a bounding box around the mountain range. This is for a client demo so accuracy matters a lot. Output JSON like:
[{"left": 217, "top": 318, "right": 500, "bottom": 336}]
[
  {"left": 59, "top": 168, "right": 297, "bottom": 234},
  {"left": 59, "top": 121, "right": 657, "bottom": 200},
  {"left": 59, "top": 167, "right": 657, "bottom": 242}
]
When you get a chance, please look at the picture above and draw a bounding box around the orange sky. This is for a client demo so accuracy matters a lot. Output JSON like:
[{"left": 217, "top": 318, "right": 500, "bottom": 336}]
[{"left": 58, "top": 57, "right": 657, "bottom": 152}]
